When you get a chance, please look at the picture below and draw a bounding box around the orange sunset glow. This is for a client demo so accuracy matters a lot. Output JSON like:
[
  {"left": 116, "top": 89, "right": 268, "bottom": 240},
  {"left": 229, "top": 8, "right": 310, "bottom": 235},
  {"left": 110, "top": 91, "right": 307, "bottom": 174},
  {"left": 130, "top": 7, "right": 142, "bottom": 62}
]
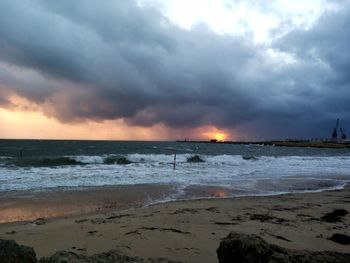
[
  {"left": 202, "top": 128, "right": 230, "bottom": 141},
  {"left": 0, "top": 97, "right": 235, "bottom": 141},
  {"left": 0, "top": 107, "right": 167, "bottom": 140},
  {"left": 214, "top": 133, "right": 226, "bottom": 141}
]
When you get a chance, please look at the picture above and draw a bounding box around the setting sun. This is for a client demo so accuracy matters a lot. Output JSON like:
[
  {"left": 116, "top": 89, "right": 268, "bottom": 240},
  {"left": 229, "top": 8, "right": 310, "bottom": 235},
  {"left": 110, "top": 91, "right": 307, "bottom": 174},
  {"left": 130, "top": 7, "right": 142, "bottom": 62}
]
[
  {"left": 202, "top": 127, "right": 229, "bottom": 141},
  {"left": 214, "top": 133, "right": 226, "bottom": 141}
]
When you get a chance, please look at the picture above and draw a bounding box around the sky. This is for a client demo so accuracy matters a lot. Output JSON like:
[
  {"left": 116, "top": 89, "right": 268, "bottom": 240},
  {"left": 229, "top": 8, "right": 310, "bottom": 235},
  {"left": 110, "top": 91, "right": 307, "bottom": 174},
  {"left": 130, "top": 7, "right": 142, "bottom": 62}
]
[{"left": 0, "top": 0, "right": 350, "bottom": 141}]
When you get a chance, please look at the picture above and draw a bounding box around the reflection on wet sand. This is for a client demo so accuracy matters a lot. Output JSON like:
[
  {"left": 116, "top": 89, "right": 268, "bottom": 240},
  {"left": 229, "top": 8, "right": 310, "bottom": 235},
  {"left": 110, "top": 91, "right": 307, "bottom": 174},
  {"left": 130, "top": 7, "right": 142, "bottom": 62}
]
[
  {"left": 0, "top": 184, "right": 176, "bottom": 223},
  {"left": 213, "top": 190, "right": 228, "bottom": 198},
  {"left": 0, "top": 184, "right": 273, "bottom": 223},
  {"left": 181, "top": 185, "right": 235, "bottom": 199},
  {"left": 0, "top": 206, "right": 91, "bottom": 223}
]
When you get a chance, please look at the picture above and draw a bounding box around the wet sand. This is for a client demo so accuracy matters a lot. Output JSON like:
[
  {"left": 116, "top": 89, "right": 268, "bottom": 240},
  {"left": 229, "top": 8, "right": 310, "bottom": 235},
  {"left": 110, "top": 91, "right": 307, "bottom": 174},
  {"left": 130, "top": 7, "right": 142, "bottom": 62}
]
[
  {"left": 0, "top": 184, "right": 178, "bottom": 223},
  {"left": 0, "top": 185, "right": 349, "bottom": 262}
]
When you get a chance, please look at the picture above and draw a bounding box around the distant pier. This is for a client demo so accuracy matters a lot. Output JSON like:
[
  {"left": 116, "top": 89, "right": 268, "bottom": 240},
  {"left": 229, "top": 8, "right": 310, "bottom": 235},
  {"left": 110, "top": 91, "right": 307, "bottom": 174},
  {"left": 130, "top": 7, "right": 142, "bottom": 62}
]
[{"left": 176, "top": 140, "right": 350, "bottom": 149}]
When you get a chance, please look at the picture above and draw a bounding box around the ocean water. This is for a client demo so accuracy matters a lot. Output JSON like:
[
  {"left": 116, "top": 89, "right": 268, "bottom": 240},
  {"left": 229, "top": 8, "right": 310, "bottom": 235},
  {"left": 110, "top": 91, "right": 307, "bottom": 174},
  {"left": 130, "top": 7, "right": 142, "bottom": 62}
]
[{"left": 1, "top": 139, "right": 350, "bottom": 199}]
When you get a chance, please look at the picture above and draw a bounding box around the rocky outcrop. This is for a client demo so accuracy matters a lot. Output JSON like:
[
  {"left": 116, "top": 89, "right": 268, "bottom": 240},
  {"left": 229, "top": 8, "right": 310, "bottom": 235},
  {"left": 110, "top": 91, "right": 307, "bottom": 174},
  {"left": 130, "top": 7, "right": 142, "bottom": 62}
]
[
  {"left": 186, "top": 155, "right": 204, "bottom": 163},
  {"left": 3, "top": 232, "right": 350, "bottom": 263},
  {"left": 104, "top": 156, "right": 133, "bottom": 165},
  {"left": 0, "top": 239, "right": 181, "bottom": 263},
  {"left": 217, "top": 232, "right": 350, "bottom": 263},
  {"left": 0, "top": 239, "right": 37, "bottom": 263}
]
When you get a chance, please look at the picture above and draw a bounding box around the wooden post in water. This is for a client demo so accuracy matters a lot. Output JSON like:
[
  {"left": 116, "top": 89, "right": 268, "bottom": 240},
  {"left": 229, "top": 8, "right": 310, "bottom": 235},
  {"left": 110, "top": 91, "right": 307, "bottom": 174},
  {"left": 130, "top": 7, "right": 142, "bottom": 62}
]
[
  {"left": 19, "top": 148, "right": 24, "bottom": 158},
  {"left": 173, "top": 153, "right": 177, "bottom": 169}
]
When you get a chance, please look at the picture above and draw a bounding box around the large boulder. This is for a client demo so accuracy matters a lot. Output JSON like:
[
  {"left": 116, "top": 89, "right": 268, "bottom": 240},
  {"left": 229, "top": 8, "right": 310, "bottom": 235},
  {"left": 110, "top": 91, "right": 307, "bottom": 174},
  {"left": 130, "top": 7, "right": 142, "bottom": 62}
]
[
  {"left": 217, "top": 232, "right": 350, "bottom": 263},
  {"left": 217, "top": 232, "right": 275, "bottom": 263},
  {"left": 0, "top": 239, "right": 37, "bottom": 263}
]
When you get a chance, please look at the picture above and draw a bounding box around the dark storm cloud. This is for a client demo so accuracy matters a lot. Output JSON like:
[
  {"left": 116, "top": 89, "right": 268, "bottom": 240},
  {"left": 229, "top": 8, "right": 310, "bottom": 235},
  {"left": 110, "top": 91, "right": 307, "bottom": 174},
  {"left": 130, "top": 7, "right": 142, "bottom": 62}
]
[
  {"left": 0, "top": 86, "right": 11, "bottom": 107},
  {"left": 270, "top": 6, "right": 350, "bottom": 138},
  {"left": 0, "top": 0, "right": 349, "bottom": 139}
]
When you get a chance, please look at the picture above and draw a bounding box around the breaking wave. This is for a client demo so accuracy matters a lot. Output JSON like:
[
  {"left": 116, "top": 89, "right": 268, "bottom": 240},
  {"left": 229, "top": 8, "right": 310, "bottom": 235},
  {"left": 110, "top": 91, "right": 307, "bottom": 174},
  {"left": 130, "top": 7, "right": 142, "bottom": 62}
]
[
  {"left": 0, "top": 154, "right": 350, "bottom": 194},
  {"left": 4, "top": 157, "right": 84, "bottom": 167}
]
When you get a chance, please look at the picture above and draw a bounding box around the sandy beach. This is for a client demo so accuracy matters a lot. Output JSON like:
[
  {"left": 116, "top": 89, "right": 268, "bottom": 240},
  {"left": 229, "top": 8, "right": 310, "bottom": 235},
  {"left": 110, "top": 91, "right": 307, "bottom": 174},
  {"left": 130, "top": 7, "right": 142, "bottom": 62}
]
[{"left": 0, "top": 185, "right": 349, "bottom": 262}]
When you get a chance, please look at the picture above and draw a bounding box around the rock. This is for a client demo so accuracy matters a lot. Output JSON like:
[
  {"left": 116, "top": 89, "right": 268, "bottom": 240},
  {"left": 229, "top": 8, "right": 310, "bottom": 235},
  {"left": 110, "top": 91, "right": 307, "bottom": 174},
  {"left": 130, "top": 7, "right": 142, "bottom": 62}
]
[
  {"left": 115, "top": 157, "right": 132, "bottom": 165},
  {"left": 217, "top": 232, "right": 275, "bottom": 263},
  {"left": 32, "top": 218, "right": 47, "bottom": 225},
  {"left": 328, "top": 233, "right": 350, "bottom": 245},
  {"left": 39, "top": 250, "right": 182, "bottom": 263},
  {"left": 104, "top": 156, "right": 132, "bottom": 165},
  {"left": 186, "top": 155, "right": 204, "bottom": 163},
  {"left": 242, "top": 156, "right": 258, "bottom": 161},
  {"left": 0, "top": 239, "right": 37, "bottom": 263},
  {"left": 217, "top": 231, "right": 350, "bottom": 263}
]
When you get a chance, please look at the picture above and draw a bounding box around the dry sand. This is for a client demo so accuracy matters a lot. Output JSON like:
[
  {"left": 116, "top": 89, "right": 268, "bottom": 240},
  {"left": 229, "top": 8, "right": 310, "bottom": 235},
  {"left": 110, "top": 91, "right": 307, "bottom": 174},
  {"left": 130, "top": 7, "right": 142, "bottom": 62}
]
[{"left": 1, "top": 186, "right": 349, "bottom": 262}]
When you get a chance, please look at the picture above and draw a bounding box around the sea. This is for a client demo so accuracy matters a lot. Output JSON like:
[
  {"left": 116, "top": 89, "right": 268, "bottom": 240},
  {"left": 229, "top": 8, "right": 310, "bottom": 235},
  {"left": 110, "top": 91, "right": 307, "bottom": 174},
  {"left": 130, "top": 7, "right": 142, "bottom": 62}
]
[
  {"left": 1, "top": 139, "right": 350, "bottom": 197},
  {"left": 1, "top": 139, "right": 350, "bottom": 222}
]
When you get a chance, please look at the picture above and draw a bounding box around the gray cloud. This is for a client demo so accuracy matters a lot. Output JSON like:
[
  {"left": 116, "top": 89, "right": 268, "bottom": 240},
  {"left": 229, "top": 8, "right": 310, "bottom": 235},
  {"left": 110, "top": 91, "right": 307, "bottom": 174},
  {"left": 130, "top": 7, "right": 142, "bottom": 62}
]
[
  {"left": 0, "top": 0, "right": 349, "bottom": 139},
  {"left": 270, "top": 6, "right": 350, "bottom": 138}
]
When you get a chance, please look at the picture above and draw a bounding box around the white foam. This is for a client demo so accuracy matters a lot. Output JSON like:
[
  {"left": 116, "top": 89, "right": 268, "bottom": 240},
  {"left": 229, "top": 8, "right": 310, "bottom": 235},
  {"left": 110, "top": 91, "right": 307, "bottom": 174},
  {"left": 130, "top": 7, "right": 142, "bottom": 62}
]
[
  {"left": 70, "top": 155, "right": 104, "bottom": 164},
  {"left": 0, "top": 154, "right": 349, "bottom": 193}
]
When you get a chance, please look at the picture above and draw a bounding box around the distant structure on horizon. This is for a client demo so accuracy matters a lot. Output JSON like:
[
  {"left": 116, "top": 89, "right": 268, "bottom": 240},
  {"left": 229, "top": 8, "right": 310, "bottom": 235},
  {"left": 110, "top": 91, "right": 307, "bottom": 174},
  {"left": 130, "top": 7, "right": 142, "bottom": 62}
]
[{"left": 331, "top": 118, "right": 347, "bottom": 142}]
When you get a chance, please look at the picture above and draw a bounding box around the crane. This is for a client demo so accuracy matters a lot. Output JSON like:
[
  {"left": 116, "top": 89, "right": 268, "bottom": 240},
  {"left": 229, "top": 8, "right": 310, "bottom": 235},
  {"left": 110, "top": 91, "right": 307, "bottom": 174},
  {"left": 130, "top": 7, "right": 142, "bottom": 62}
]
[
  {"left": 340, "top": 127, "right": 347, "bottom": 140},
  {"left": 332, "top": 119, "right": 339, "bottom": 140}
]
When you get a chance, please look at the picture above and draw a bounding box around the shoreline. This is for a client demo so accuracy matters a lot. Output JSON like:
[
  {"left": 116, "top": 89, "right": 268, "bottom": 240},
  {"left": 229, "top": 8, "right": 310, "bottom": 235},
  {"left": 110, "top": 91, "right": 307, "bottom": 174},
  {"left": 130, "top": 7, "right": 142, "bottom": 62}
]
[
  {"left": 0, "top": 181, "right": 347, "bottom": 224},
  {"left": 1, "top": 184, "right": 349, "bottom": 262}
]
